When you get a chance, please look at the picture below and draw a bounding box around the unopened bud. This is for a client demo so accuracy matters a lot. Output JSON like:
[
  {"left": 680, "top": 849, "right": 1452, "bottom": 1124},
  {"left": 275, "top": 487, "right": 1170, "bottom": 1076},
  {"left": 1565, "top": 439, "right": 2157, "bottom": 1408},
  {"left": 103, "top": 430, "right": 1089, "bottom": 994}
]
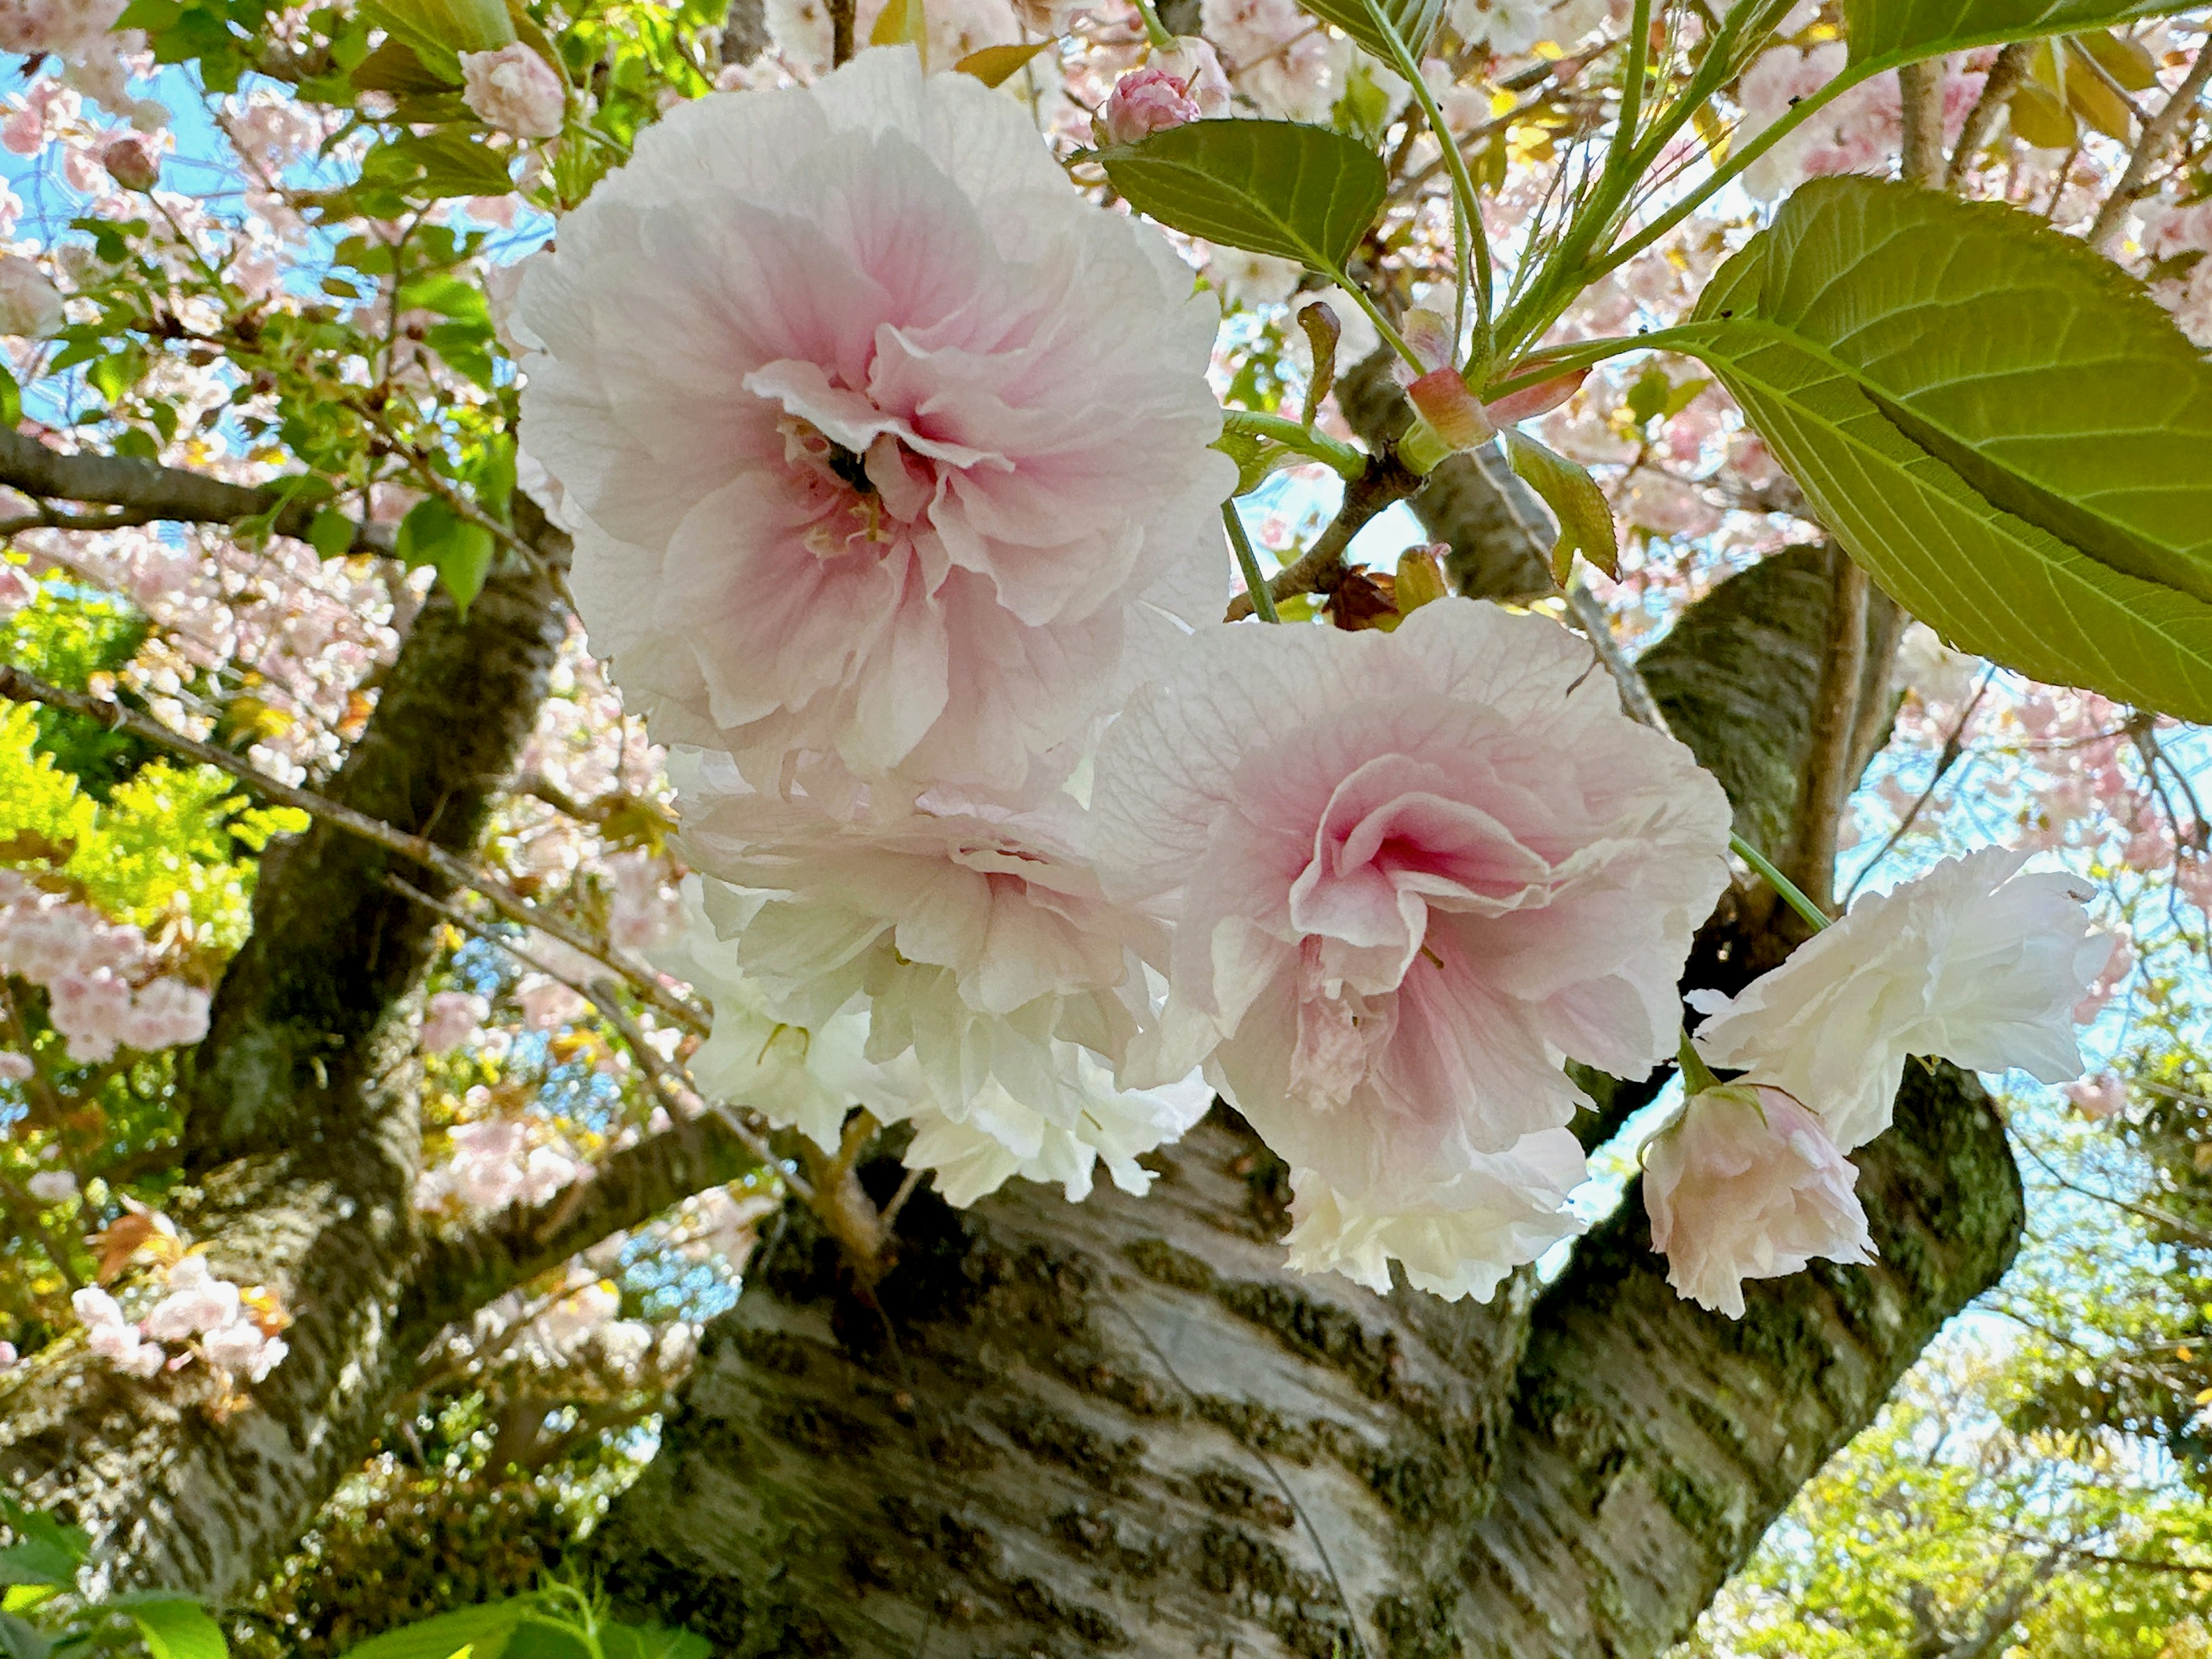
[
  {"left": 1326, "top": 567, "right": 1397, "bottom": 631},
  {"left": 101, "top": 135, "right": 159, "bottom": 192},
  {"left": 1395, "top": 543, "right": 1449, "bottom": 612},
  {"left": 1406, "top": 367, "right": 1496, "bottom": 452},
  {"left": 1097, "top": 65, "right": 1202, "bottom": 146}
]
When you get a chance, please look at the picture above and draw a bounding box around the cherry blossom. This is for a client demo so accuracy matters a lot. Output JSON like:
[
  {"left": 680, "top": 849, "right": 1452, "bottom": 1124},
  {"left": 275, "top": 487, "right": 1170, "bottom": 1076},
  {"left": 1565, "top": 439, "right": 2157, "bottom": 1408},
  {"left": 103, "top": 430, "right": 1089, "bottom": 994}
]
[
  {"left": 1098, "top": 65, "right": 1205, "bottom": 144},
  {"left": 419, "top": 990, "right": 490, "bottom": 1055},
  {"left": 519, "top": 48, "right": 1233, "bottom": 799},
  {"left": 1691, "top": 849, "right": 2104, "bottom": 1152},
  {"left": 73, "top": 1286, "right": 165, "bottom": 1377},
  {"left": 460, "top": 44, "right": 566, "bottom": 140},
  {"left": 1091, "top": 601, "right": 1733, "bottom": 1243},
  {"left": 1645, "top": 1085, "right": 1876, "bottom": 1320},
  {"left": 0, "top": 255, "right": 63, "bottom": 339}
]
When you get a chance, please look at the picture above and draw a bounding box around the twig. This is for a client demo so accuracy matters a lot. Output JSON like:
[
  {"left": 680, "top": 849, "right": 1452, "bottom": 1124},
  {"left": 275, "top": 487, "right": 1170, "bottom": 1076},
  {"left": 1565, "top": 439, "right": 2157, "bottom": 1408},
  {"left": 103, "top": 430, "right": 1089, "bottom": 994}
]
[
  {"left": 1563, "top": 581, "right": 1672, "bottom": 734},
  {"left": 1223, "top": 452, "right": 1423, "bottom": 621},
  {"left": 1947, "top": 43, "right": 2030, "bottom": 186},
  {"left": 0, "top": 661, "right": 707, "bottom": 1036},
  {"left": 2089, "top": 41, "right": 2212, "bottom": 251},
  {"left": 1898, "top": 59, "right": 1947, "bottom": 187},
  {"left": 1841, "top": 668, "right": 1993, "bottom": 907}
]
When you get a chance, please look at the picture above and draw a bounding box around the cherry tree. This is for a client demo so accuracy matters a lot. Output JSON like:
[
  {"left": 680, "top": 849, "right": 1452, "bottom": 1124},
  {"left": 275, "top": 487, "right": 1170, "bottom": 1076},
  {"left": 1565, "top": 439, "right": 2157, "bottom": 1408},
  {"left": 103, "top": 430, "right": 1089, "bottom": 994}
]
[{"left": 0, "top": 0, "right": 2206, "bottom": 1652}]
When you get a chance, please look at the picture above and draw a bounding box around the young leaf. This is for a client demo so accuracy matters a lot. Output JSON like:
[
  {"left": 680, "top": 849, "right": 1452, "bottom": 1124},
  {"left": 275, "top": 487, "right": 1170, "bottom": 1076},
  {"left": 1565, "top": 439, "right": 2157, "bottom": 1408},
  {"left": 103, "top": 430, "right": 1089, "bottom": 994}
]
[
  {"left": 955, "top": 41, "right": 1049, "bottom": 84},
  {"left": 342, "top": 1600, "right": 531, "bottom": 1659},
  {"left": 1671, "top": 175, "right": 2212, "bottom": 719},
  {"left": 868, "top": 0, "right": 925, "bottom": 59},
  {"left": 1096, "top": 120, "right": 1385, "bottom": 274},
  {"left": 1503, "top": 430, "right": 1615, "bottom": 584},
  {"left": 131, "top": 1600, "right": 228, "bottom": 1659},
  {"left": 1842, "top": 0, "right": 2196, "bottom": 71},
  {"left": 395, "top": 497, "right": 497, "bottom": 612},
  {"left": 1298, "top": 0, "right": 1445, "bottom": 65}
]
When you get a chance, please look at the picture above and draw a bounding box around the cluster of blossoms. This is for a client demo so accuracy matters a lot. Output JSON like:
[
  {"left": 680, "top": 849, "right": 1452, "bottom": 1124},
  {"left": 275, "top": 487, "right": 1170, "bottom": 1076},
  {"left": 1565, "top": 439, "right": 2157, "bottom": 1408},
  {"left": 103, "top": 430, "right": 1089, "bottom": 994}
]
[
  {"left": 0, "top": 870, "right": 210, "bottom": 1063},
  {"left": 514, "top": 47, "right": 2107, "bottom": 1311},
  {"left": 71, "top": 1252, "right": 288, "bottom": 1382},
  {"left": 416, "top": 1105, "right": 586, "bottom": 1213}
]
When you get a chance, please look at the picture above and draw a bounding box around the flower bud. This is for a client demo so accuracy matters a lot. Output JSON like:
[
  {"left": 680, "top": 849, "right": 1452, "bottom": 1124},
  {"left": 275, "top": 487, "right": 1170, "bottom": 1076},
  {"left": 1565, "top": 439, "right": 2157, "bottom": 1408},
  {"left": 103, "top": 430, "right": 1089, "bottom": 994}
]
[
  {"left": 1149, "top": 36, "right": 1230, "bottom": 116},
  {"left": 1406, "top": 366, "right": 1496, "bottom": 452},
  {"left": 100, "top": 134, "right": 158, "bottom": 191},
  {"left": 1097, "top": 65, "right": 1202, "bottom": 146}
]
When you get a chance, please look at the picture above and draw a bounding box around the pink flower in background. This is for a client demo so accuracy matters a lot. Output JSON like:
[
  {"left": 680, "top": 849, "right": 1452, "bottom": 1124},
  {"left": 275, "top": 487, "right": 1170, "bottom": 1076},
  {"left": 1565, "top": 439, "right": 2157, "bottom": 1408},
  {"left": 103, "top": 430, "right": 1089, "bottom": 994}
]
[
  {"left": 520, "top": 49, "right": 1234, "bottom": 800},
  {"left": 419, "top": 990, "right": 489, "bottom": 1055},
  {"left": 1091, "top": 601, "right": 1733, "bottom": 1224},
  {"left": 460, "top": 43, "right": 566, "bottom": 140},
  {"left": 1150, "top": 35, "right": 1230, "bottom": 114},
  {"left": 2063, "top": 1073, "right": 2127, "bottom": 1120},
  {"left": 1645, "top": 1084, "right": 1875, "bottom": 1320},
  {"left": 1098, "top": 65, "right": 1202, "bottom": 145},
  {"left": 0, "top": 254, "right": 63, "bottom": 338},
  {"left": 1692, "top": 848, "right": 2104, "bottom": 1152}
]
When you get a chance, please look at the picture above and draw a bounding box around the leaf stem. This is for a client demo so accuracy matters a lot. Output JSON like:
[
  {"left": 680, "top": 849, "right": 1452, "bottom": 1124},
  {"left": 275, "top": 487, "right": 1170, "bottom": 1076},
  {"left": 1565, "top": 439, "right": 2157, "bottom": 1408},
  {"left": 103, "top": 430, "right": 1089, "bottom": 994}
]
[
  {"left": 1730, "top": 830, "right": 1832, "bottom": 931},
  {"left": 1360, "top": 0, "right": 1494, "bottom": 334},
  {"left": 1222, "top": 500, "right": 1282, "bottom": 622},
  {"left": 1130, "top": 0, "right": 1175, "bottom": 50},
  {"left": 1334, "top": 269, "right": 1427, "bottom": 373},
  {"left": 1221, "top": 409, "right": 1366, "bottom": 480},
  {"left": 1609, "top": 0, "right": 1655, "bottom": 185}
]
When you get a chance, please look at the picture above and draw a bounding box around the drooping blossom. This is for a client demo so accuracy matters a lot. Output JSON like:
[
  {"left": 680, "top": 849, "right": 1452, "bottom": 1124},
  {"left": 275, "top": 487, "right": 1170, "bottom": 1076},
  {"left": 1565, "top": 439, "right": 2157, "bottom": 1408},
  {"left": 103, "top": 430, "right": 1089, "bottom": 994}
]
[
  {"left": 460, "top": 43, "right": 566, "bottom": 140},
  {"left": 2063, "top": 1072, "right": 2127, "bottom": 1120},
  {"left": 674, "top": 756, "right": 1167, "bottom": 1126},
  {"left": 1644, "top": 1084, "right": 1875, "bottom": 1320},
  {"left": 1090, "top": 601, "right": 1733, "bottom": 1282},
  {"left": 1283, "top": 1126, "right": 1588, "bottom": 1301},
  {"left": 0, "top": 254, "right": 63, "bottom": 339},
  {"left": 518, "top": 48, "right": 1234, "bottom": 800},
  {"left": 418, "top": 1116, "right": 584, "bottom": 1211},
  {"left": 73, "top": 1285, "right": 164, "bottom": 1377},
  {"left": 0, "top": 0, "right": 123, "bottom": 59},
  {"left": 1691, "top": 848, "right": 2104, "bottom": 1152},
  {"left": 662, "top": 871, "right": 1209, "bottom": 1206}
]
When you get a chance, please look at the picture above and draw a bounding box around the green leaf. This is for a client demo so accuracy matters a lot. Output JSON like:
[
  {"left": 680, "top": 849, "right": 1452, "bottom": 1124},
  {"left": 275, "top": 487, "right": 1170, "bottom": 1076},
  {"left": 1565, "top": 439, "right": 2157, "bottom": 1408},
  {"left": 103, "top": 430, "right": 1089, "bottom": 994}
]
[
  {"left": 361, "top": 0, "right": 513, "bottom": 70},
  {"left": 0, "top": 1610, "right": 48, "bottom": 1659},
  {"left": 1670, "top": 175, "right": 2212, "bottom": 720},
  {"left": 1096, "top": 119, "right": 1385, "bottom": 274},
  {"left": 361, "top": 131, "right": 516, "bottom": 201},
  {"left": 395, "top": 497, "right": 495, "bottom": 612},
  {"left": 1299, "top": 0, "right": 1445, "bottom": 64},
  {"left": 131, "top": 1600, "right": 227, "bottom": 1659},
  {"left": 1503, "top": 429, "right": 1615, "bottom": 584},
  {"left": 342, "top": 1601, "right": 530, "bottom": 1659},
  {"left": 598, "top": 1623, "right": 711, "bottom": 1659},
  {"left": 1842, "top": 0, "right": 2198, "bottom": 70},
  {"left": 307, "top": 506, "right": 358, "bottom": 560}
]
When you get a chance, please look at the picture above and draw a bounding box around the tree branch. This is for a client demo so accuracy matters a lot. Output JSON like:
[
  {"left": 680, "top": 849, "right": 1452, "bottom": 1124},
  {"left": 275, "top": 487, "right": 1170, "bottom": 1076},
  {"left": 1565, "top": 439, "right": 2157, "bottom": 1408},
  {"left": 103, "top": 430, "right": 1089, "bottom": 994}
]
[
  {"left": 1223, "top": 450, "right": 1425, "bottom": 621},
  {"left": 0, "top": 428, "right": 390, "bottom": 554},
  {"left": 0, "top": 661, "right": 705, "bottom": 1038},
  {"left": 1899, "top": 59, "right": 1948, "bottom": 188},
  {"left": 1781, "top": 552, "right": 1869, "bottom": 913},
  {"left": 2088, "top": 41, "right": 2212, "bottom": 253},
  {"left": 1947, "top": 43, "right": 2031, "bottom": 187},
  {"left": 402, "top": 1114, "right": 763, "bottom": 1344}
]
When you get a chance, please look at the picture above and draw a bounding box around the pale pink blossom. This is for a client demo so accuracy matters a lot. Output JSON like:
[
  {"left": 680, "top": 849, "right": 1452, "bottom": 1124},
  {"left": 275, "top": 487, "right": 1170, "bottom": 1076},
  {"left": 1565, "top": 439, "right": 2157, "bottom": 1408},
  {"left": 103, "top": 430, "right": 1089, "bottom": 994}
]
[
  {"left": 0, "top": 255, "right": 63, "bottom": 339},
  {"left": 74, "top": 1285, "right": 166, "bottom": 1377},
  {"left": 0, "top": 1050, "right": 31, "bottom": 1082},
  {"left": 143, "top": 1254, "right": 240, "bottom": 1340},
  {"left": 520, "top": 50, "right": 1234, "bottom": 800},
  {"left": 0, "top": 0, "right": 123, "bottom": 59},
  {"left": 460, "top": 43, "right": 566, "bottom": 141},
  {"left": 1692, "top": 848, "right": 2104, "bottom": 1152},
  {"left": 1283, "top": 1127, "right": 1588, "bottom": 1300},
  {"left": 26, "top": 1169, "right": 75, "bottom": 1201},
  {"left": 2064, "top": 1071, "right": 2127, "bottom": 1120},
  {"left": 0, "top": 565, "right": 33, "bottom": 616},
  {"left": 1645, "top": 1084, "right": 1875, "bottom": 1319},
  {"left": 1150, "top": 36, "right": 1230, "bottom": 115},
  {"left": 419, "top": 989, "right": 488, "bottom": 1054},
  {"left": 1099, "top": 65, "right": 1203, "bottom": 145},
  {"left": 1091, "top": 601, "right": 1733, "bottom": 1222}
]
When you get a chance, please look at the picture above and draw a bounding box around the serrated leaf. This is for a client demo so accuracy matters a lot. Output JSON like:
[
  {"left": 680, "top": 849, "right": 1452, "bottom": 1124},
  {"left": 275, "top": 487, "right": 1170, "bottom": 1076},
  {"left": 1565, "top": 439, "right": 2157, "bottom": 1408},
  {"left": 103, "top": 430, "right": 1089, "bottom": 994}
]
[
  {"left": 1503, "top": 429, "right": 1615, "bottom": 584},
  {"left": 131, "top": 1600, "right": 227, "bottom": 1659},
  {"left": 955, "top": 41, "right": 1048, "bottom": 84},
  {"left": 1298, "top": 0, "right": 1445, "bottom": 63},
  {"left": 1097, "top": 119, "right": 1385, "bottom": 274},
  {"left": 1842, "top": 0, "right": 2199, "bottom": 70},
  {"left": 1671, "top": 175, "right": 2212, "bottom": 720}
]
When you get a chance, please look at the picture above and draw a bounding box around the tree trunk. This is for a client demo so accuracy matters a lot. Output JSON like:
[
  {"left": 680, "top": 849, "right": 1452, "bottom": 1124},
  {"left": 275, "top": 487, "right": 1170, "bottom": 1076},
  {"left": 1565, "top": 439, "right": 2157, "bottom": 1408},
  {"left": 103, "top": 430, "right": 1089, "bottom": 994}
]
[{"left": 590, "top": 445, "right": 2024, "bottom": 1656}]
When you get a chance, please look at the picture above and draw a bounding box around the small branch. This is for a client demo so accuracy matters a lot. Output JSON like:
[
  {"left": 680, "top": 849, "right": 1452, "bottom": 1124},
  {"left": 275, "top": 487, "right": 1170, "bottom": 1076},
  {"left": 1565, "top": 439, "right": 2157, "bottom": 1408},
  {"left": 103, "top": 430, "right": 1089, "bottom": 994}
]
[
  {"left": 1563, "top": 582, "right": 1673, "bottom": 734},
  {"left": 1841, "top": 668, "right": 1992, "bottom": 907},
  {"left": 2089, "top": 42, "right": 2212, "bottom": 253},
  {"left": 1947, "top": 43, "right": 2030, "bottom": 187},
  {"left": 0, "top": 427, "right": 389, "bottom": 554},
  {"left": 1781, "top": 554, "right": 1870, "bottom": 914},
  {"left": 1223, "top": 452, "right": 1423, "bottom": 621},
  {"left": 1898, "top": 59, "right": 1947, "bottom": 188},
  {"left": 827, "top": 0, "right": 854, "bottom": 63},
  {"left": 0, "top": 662, "right": 707, "bottom": 1037}
]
